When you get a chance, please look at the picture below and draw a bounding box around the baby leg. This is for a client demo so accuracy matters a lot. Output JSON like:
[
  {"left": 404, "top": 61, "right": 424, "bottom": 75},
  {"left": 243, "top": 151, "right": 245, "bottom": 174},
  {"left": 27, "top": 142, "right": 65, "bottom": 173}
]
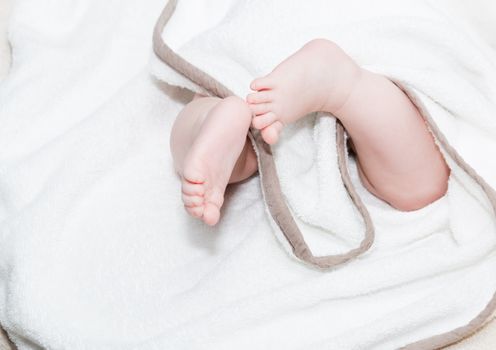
[
  {"left": 170, "top": 94, "right": 258, "bottom": 226},
  {"left": 336, "top": 70, "right": 450, "bottom": 211},
  {"left": 247, "top": 39, "right": 449, "bottom": 211}
]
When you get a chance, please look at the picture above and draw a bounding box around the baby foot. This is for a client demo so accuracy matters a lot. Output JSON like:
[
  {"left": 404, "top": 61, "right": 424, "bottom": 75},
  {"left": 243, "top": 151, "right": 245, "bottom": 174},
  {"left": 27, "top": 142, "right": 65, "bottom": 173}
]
[
  {"left": 246, "top": 38, "right": 361, "bottom": 144},
  {"left": 181, "top": 96, "right": 252, "bottom": 226}
]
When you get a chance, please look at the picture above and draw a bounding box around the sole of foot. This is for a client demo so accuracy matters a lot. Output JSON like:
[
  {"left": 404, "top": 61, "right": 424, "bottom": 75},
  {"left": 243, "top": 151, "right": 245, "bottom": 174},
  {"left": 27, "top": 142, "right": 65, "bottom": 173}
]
[{"left": 180, "top": 96, "right": 252, "bottom": 226}]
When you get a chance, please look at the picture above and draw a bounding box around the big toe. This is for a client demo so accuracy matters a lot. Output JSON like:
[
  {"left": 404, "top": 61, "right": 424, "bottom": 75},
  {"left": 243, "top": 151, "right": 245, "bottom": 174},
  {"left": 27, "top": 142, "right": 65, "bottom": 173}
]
[
  {"left": 261, "top": 121, "right": 283, "bottom": 145},
  {"left": 203, "top": 202, "right": 220, "bottom": 226}
]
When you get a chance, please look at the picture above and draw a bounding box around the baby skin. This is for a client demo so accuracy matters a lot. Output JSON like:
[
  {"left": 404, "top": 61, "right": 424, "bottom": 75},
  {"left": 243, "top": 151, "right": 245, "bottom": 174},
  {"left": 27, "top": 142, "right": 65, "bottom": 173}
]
[{"left": 170, "top": 38, "right": 450, "bottom": 226}]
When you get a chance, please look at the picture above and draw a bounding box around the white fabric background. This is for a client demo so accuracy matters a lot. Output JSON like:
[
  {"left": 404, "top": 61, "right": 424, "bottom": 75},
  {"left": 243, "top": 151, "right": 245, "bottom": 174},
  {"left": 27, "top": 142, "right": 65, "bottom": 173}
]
[{"left": 0, "top": 0, "right": 495, "bottom": 349}]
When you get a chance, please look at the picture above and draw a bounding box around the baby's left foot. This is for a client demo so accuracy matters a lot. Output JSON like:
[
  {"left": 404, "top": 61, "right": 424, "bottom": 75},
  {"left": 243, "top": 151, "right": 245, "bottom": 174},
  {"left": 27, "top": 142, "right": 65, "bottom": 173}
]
[{"left": 246, "top": 38, "right": 361, "bottom": 144}]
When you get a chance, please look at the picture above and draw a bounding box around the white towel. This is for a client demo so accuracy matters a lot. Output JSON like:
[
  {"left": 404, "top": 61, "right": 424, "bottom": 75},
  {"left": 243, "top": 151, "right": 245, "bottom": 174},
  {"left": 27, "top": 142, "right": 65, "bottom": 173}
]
[
  {"left": 0, "top": 0, "right": 495, "bottom": 349},
  {"left": 151, "top": 0, "right": 496, "bottom": 348}
]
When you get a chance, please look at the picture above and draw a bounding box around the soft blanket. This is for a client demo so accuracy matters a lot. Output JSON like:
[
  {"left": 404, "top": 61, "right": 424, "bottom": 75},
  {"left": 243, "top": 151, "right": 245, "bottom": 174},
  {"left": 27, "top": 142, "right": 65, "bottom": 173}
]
[{"left": 0, "top": 0, "right": 495, "bottom": 349}]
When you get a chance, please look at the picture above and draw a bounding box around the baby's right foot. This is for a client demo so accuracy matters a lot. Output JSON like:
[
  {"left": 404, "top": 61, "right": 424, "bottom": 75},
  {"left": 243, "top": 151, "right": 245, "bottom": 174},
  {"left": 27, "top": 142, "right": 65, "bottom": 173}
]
[{"left": 246, "top": 39, "right": 361, "bottom": 144}]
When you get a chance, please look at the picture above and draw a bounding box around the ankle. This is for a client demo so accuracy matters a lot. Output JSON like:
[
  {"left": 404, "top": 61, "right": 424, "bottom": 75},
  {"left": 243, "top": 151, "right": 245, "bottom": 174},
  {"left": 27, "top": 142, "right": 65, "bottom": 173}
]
[
  {"left": 326, "top": 66, "right": 365, "bottom": 118},
  {"left": 304, "top": 39, "right": 363, "bottom": 115},
  {"left": 323, "top": 61, "right": 363, "bottom": 115}
]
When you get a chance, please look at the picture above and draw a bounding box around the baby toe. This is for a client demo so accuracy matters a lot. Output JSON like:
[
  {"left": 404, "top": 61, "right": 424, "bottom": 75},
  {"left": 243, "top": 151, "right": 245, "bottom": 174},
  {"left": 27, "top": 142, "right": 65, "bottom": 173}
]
[
  {"left": 207, "top": 187, "right": 225, "bottom": 210},
  {"left": 273, "top": 120, "right": 284, "bottom": 132},
  {"left": 249, "top": 102, "right": 272, "bottom": 116},
  {"left": 182, "top": 193, "right": 204, "bottom": 207},
  {"left": 252, "top": 112, "right": 277, "bottom": 130},
  {"left": 250, "top": 76, "right": 274, "bottom": 91},
  {"left": 246, "top": 91, "right": 272, "bottom": 104},
  {"left": 202, "top": 202, "right": 220, "bottom": 226},
  {"left": 185, "top": 204, "right": 204, "bottom": 218},
  {"left": 261, "top": 121, "right": 283, "bottom": 145},
  {"left": 181, "top": 181, "right": 205, "bottom": 196}
]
